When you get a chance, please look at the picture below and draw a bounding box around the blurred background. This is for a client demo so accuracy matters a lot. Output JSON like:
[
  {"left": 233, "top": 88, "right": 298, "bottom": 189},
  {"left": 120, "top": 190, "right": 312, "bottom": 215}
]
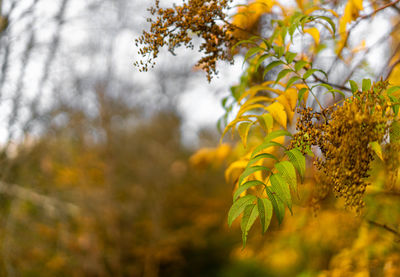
[{"left": 0, "top": 0, "right": 399, "bottom": 276}]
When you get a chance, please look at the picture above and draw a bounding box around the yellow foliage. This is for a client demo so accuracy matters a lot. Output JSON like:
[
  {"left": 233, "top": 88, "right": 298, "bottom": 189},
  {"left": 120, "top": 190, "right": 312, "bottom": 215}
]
[
  {"left": 54, "top": 152, "right": 105, "bottom": 187},
  {"left": 388, "top": 51, "right": 400, "bottom": 87},
  {"left": 337, "top": 0, "right": 363, "bottom": 54},
  {"left": 304, "top": 27, "right": 320, "bottom": 45},
  {"left": 45, "top": 254, "right": 67, "bottom": 270},
  {"left": 190, "top": 143, "right": 231, "bottom": 169},
  {"left": 339, "top": 0, "right": 363, "bottom": 35},
  {"left": 266, "top": 101, "right": 287, "bottom": 128},
  {"left": 225, "top": 160, "right": 248, "bottom": 183},
  {"left": 231, "top": 0, "right": 276, "bottom": 38},
  {"left": 277, "top": 88, "right": 297, "bottom": 122}
]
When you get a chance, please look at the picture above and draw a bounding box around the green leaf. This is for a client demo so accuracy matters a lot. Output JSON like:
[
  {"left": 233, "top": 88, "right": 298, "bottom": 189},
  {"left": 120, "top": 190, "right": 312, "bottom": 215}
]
[
  {"left": 270, "top": 173, "right": 292, "bottom": 213},
  {"left": 349, "top": 80, "right": 358, "bottom": 93},
  {"left": 238, "top": 122, "right": 253, "bottom": 148},
  {"left": 269, "top": 28, "right": 279, "bottom": 44},
  {"left": 238, "top": 166, "right": 271, "bottom": 186},
  {"left": 312, "top": 83, "right": 332, "bottom": 91},
  {"left": 265, "top": 129, "right": 293, "bottom": 143},
  {"left": 288, "top": 24, "right": 297, "bottom": 42},
  {"left": 266, "top": 187, "right": 285, "bottom": 224},
  {"left": 248, "top": 153, "right": 279, "bottom": 167},
  {"left": 370, "top": 141, "right": 383, "bottom": 160},
  {"left": 285, "top": 148, "right": 306, "bottom": 182},
  {"left": 323, "top": 88, "right": 345, "bottom": 99},
  {"left": 251, "top": 141, "right": 285, "bottom": 158},
  {"left": 387, "top": 86, "right": 400, "bottom": 95},
  {"left": 285, "top": 52, "right": 297, "bottom": 64},
  {"left": 255, "top": 54, "right": 272, "bottom": 72},
  {"left": 286, "top": 76, "right": 301, "bottom": 90},
  {"left": 273, "top": 45, "right": 284, "bottom": 58},
  {"left": 274, "top": 161, "right": 297, "bottom": 194},
  {"left": 394, "top": 104, "right": 400, "bottom": 117},
  {"left": 241, "top": 203, "right": 259, "bottom": 248},
  {"left": 294, "top": 60, "right": 308, "bottom": 72},
  {"left": 298, "top": 87, "right": 308, "bottom": 103},
  {"left": 257, "top": 197, "right": 273, "bottom": 233},
  {"left": 302, "top": 68, "right": 318, "bottom": 80},
  {"left": 362, "top": 79, "right": 371, "bottom": 91},
  {"left": 257, "top": 113, "right": 274, "bottom": 133},
  {"left": 234, "top": 180, "right": 265, "bottom": 201},
  {"left": 275, "top": 69, "right": 292, "bottom": 84},
  {"left": 390, "top": 121, "right": 400, "bottom": 142},
  {"left": 316, "top": 16, "right": 336, "bottom": 35},
  {"left": 263, "top": 60, "right": 284, "bottom": 78},
  {"left": 231, "top": 39, "right": 257, "bottom": 52},
  {"left": 228, "top": 195, "right": 256, "bottom": 227},
  {"left": 243, "top": 47, "right": 265, "bottom": 66},
  {"left": 280, "top": 26, "right": 288, "bottom": 43},
  {"left": 327, "top": 89, "right": 345, "bottom": 98}
]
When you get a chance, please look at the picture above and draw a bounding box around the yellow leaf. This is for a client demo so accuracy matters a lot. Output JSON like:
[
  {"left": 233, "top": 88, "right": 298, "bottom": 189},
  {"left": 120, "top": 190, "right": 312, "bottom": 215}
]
[
  {"left": 238, "top": 82, "right": 284, "bottom": 103},
  {"left": 225, "top": 160, "right": 248, "bottom": 183},
  {"left": 190, "top": 144, "right": 231, "bottom": 169},
  {"left": 304, "top": 27, "right": 320, "bottom": 45},
  {"left": 277, "top": 88, "right": 298, "bottom": 122},
  {"left": 325, "top": 8, "right": 339, "bottom": 18},
  {"left": 305, "top": 6, "right": 319, "bottom": 15},
  {"left": 215, "top": 144, "right": 232, "bottom": 164},
  {"left": 189, "top": 148, "right": 215, "bottom": 169},
  {"left": 370, "top": 141, "right": 383, "bottom": 160},
  {"left": 353, "top": 0, "right": 363, "bottom": 10},
  {"left": 221, "top": 116, "right": 252, "bottom": 142},
  {"left": 258, "top": 113, "right": 274, "bottom": 133},
  {"left": 339, "top": 0, "right": 363, "bottom": 35},
  {"left": 237, "top": 104, "right": 267, "bottom": 118},
  {"left": 277, "top": 95, "right": 294, "bottom": 122},
  {"left": 338, "top": 0, "right": 363, "bottom": 55},
  {"left": 242, "top": 96, "right": 274, "bottom": 107},
  {"left": 285, "top": 88, "right": 298, "bottom": 111},
  {"left": 238, "top": 122, "right": 254, "bottom": 148},
  {"left": 388, "top": 65, "right": 400, "bottom": 87},
  {"left": 388, "top": 52, "right": 400, "bottom": 87},
  {"left": 231, "top": 0, "right": 277, "bottom": 39},
  {"left": 266, "top": 102, "right": 287, "bottom": 128}
]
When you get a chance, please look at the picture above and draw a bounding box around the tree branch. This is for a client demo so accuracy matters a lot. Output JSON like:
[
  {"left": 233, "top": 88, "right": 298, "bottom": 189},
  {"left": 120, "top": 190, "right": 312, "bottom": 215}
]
[
  {"left": 0, "top": 182, "right": 80, "bottom": 217},
  {"left": 360, "top": 0, "right": 400, "bottom": 19},
  {"left": 367, "top": 219, "right": 400, "bottom": 238},
  {"left": 312, "top": 74, "right": 352, "bottom": 93}
]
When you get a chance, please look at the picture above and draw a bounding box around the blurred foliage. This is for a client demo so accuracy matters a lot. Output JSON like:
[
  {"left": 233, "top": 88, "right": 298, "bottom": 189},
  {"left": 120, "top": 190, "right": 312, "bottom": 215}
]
[
  {"left": 3, "top": 104, "right": 400, "bottom": 276},
  {"left": 138, "top": 0, "right": 400, "bottom": 276},
  {"left": 0, "top": 107, "right": 238, "bottom": 276},
  {"left": 2, "top": 0, "right": 400, "bottom": 276}
]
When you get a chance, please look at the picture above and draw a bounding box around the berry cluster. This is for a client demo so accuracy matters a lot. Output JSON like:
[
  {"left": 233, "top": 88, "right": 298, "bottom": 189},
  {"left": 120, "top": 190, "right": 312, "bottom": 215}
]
[
  {"left": 291, "top": 82, "right": 393, "bottom": 213},
  {"left": 135, "top": 0, "right": 236, "bottom": 81}
]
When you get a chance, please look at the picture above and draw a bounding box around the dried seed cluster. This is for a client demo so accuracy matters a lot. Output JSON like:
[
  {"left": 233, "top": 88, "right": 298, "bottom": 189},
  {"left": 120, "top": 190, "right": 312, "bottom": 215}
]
[
  {"left": 135, "top": 0, "right": 236, "bottom": 81},
  {"left": 291, "top": 82, "right": 393, "bottom": 213}
]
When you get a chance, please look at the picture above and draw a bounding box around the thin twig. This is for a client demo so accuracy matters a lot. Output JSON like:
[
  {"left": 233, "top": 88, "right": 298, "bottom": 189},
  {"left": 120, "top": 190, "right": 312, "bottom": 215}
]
[
  {"left": 360, "top": 0, "right": 400, "bottom": 19},
  {"left": 367, "top": 219, "right": 400, "bottom": 238},
  {"left": 313, "top": 74, "right": 352, "bottom": 92}
]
